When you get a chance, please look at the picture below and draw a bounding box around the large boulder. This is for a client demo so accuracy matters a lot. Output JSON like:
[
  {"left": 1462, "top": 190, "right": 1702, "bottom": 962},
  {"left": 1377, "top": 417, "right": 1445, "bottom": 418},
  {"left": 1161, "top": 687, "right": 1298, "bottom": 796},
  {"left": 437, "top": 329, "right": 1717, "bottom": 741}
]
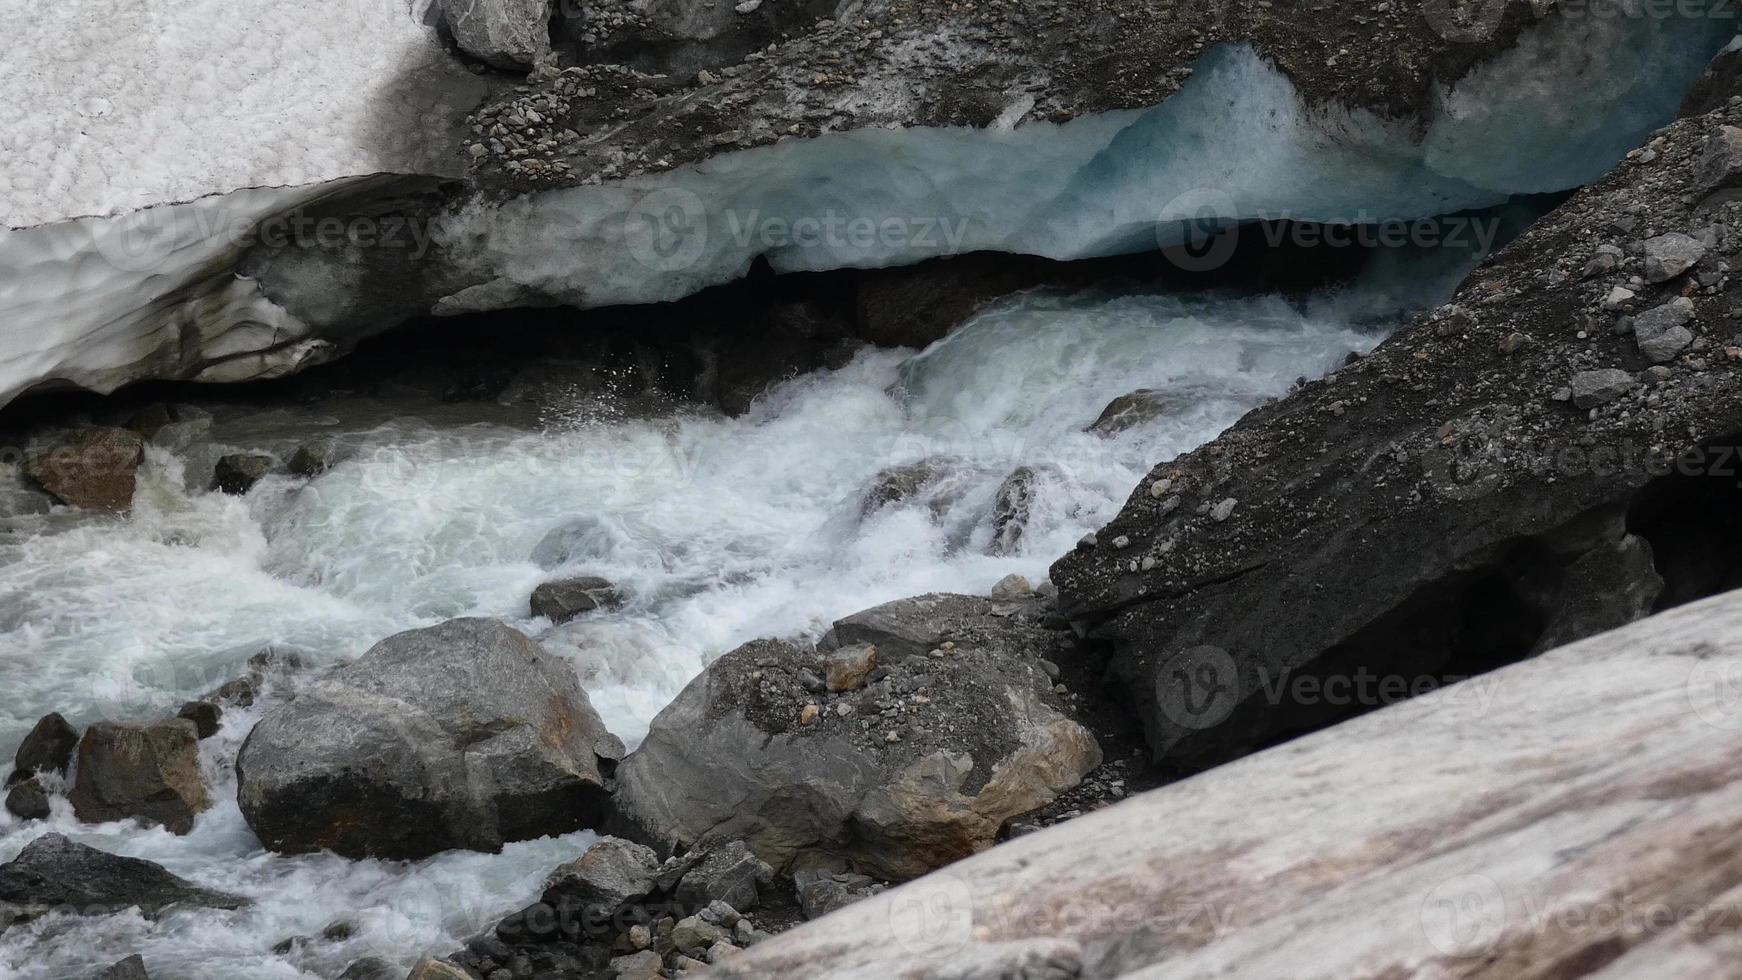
[
  {"left": 529, "top": 575, "right": 625, "bottom": 623},
  {"left": 69, "top": 721, "right": 210, "bottom": 834},
  {"left": 713, "top": 589, "right": 1742, "bottom": 978},
  {"left": 610, "top": 596, "right": 1100, "bottom": 879},
  {"left": 236, "top": 618, "right": 623, "bottom": 860},
  {"left": 0, "top": 834, "right": 247, "bottom": 929},
  {"left": 22, "top": 429, "right": 145, "bottom": 511},
  {"left": 438, "top": 0, "right": 551, "bottom": 71}
]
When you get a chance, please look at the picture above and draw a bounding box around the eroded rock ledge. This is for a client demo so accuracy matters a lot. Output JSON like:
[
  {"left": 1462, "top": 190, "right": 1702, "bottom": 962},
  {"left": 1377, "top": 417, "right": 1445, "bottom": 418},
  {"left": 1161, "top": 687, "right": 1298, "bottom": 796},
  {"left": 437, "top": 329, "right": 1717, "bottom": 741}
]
[{"left": 1053, "top": 73, "right": 1742, "bottom": 768}]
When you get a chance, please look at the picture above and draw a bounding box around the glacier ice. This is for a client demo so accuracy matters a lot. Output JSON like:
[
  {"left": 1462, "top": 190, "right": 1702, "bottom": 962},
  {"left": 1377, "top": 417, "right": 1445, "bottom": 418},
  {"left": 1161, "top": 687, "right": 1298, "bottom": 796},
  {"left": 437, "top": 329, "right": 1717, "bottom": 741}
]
[{"left": 0, "top": 0, "right": 1733, "bottom": 405}]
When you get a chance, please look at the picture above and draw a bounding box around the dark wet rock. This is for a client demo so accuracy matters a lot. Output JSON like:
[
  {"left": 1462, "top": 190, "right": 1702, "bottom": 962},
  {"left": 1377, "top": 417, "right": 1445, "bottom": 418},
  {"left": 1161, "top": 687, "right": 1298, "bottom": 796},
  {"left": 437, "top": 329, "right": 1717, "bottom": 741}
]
[
  {"left": 176, "top": 701, "right": 222, "bottom": 739},
  {"left": 530, "top": 575, "right": 625, "bottom": 623},
  {"left": 286, "top": 443, "right": 335, "bottom": 478},
  {"left": 611, "top": 596, "right": 1099, "bottom": 879},
  {"left": 236, "top": 618, "right": 622, "bottom": 860},
  {"left": 206, "top": 647, "right": 308, "bottom": 708},
  {"left": 123, "top": 403, "right": 175, "bottom": 439},
  {"left": 4, "top": 777, "right": 49, "bottom": 821},
  {"left": 860, "top": 457, "right": 970, "bottom": 518},
  {"left": 336, "top": 957, "right": 397, "bottom": 980},
  {"left": 11, "top": 712, "right": 79, "bottom": 782},
  {"left": 1086, "top": 389, "right": 1183, "bottom": 437},
  {"left": 69, "top": 720, "right": 210, "bottom": 834},
  {"left": 710, "top": 335, "right": 839, "bottom": 417},
  {"left": 406, "top": 957, "right": 471, "bottom": 980},
  {"left": 23, "top": 428, "right": 145, "bottom": 511},
  {"left": 0, "top": 833, "right": 247, "bottom": 926},
  {"left": 1051, "top": 92, "right": 1742, "bottom": 769},
  {"left": 210, "top": 453, "right": 273, "bottom": 495},
  {"left": 987, "top": 465, "right": 1053, "bottom": 557},
  {"left": 90, "top": 955, "right": 151, "bottom": 980},
  {"left": 854, "top": 255, "right": 1037, "bottom": 350}
]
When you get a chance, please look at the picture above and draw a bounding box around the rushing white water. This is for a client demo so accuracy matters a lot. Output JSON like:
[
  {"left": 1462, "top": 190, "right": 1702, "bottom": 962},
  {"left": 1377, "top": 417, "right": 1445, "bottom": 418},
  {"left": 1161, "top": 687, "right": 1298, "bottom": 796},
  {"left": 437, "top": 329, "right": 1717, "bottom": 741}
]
[{"left": 0, "top": 271, "right": 1454, "bottom": 978}]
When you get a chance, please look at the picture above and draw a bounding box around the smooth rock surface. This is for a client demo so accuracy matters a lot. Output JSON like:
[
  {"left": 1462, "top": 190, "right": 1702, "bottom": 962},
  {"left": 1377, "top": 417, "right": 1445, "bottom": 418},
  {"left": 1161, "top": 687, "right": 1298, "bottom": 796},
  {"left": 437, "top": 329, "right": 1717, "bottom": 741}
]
[
  {"left": 717, "top": 589, "right": 1742, "bottom": 978},
  {"left": 236, "top": 618, "right": 621, "bottom": 859}
]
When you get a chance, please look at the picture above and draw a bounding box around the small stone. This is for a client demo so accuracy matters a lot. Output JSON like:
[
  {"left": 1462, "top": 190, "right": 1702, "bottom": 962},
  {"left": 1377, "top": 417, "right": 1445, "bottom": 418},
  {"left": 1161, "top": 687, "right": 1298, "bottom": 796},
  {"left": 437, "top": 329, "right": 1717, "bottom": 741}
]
[
  {"left": 468, "top": 142, "right": 488, "bottom": 159},
  {"left": 5, "top": 776, "right": 50, "bottom": 820},
  {"left": 628, "top": 924, "right": 652, "bottom": 950},
  {"left": 1569, "top": 369, "right": 1637, "bottom": 409},
  {"left": 609, "top": 951, "right": 662, "bottom": 980},
  {"left": 799, "top": 704, "right": 820, "bottom": 726},
  {"left": 1111, "top": 535, "right": 1131, "bottom": 550},
  {"left": 1210, "top": 498, "right": 1237, "bottom": 522},
  {"left": 529, "top": 575, "right": 624, "bottom": 623},
  {"left": 1643, "top": 233, "right": 1707, "bottom": 282},
  {"left": 734, "top": 0, "right": 763, "bottom": 11},
  {"left": 989, "top": 573, "right": 1033, "bottom": 598},
  {"left": 1634, "top": 298, "right": 1697, "bottom": 364},
  {"left": 822, "top": 644, "right": 878, "bottom": 693},
  {"left": 287, "top": 444, "right": 335, "bottom": 478},
  {"left": 1602, "top": 286, "right": 1636, "bottom": 310},
  {"left": 885, "top": 731, "right": 901, "bottom": 744},
  {"left": 177, "top": 701, "right": 222, "bottom": 739},
  {"left": 1148, "top": 478, "right": 1174, "bottom": 498},
  {"left": 706, "top": 940, "right": 742, "bottom": 963},
  {"left": 210, "top": 453, "right": 273, "bottom": 495},
  {"left": 1498, "top": 332, "right": 1531, "bottom": 354}
]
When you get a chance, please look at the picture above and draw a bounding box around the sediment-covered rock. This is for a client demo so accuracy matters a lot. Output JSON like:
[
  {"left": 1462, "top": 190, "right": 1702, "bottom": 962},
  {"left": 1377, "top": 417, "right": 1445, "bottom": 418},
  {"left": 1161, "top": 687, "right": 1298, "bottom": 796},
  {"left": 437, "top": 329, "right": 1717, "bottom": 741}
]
[
  {"left": 1053, "top": 87, "right": 1742, "bottom": 768},
  {"left": 714, "top": 588, "right": 1742, "bottom": 977},
  {"left": 0, "top": 833, "right": 247, "bottom": 928},
  {"left": 611, "top": 595, "right": 1100, "bottom": 879},
  {"left": 236, "top": 618, "right": 622, "bottom": 859},
  {"left": 69, "top": 720, "right": 210, "bottom": 834}
]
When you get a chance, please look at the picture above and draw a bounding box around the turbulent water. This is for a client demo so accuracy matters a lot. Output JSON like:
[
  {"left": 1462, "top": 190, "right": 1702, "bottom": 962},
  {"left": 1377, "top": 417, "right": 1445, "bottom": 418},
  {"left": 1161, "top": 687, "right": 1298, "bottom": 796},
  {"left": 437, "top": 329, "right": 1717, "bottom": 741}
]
[{"left": 0, "top": 272, "right": 1460, "bottom": 977}]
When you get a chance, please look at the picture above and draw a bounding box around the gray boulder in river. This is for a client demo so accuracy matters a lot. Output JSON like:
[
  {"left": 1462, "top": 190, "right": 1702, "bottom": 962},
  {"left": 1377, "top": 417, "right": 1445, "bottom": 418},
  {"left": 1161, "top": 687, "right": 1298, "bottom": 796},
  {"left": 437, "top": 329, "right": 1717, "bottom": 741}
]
[
  {"left": 236, "top": 618, "right": 624, "bottom": 860},
  {"left": 610, "top": 594, "right": 1100, "bottom": 880},
  {"left": 0, "top": 833, "right": 247, "bottom": 931}
]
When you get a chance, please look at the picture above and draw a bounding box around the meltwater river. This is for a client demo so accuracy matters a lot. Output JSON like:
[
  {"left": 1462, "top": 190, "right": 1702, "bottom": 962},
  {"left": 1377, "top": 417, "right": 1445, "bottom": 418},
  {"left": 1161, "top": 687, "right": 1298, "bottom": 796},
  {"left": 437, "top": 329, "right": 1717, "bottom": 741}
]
[{"left": 0, "top": 282, "right": 1420, "bottom": 978}]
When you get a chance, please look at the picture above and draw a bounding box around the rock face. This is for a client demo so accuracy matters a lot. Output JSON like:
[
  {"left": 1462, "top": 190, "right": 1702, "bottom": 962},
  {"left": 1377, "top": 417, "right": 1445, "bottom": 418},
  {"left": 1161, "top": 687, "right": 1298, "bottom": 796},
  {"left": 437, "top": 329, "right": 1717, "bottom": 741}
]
[
  {"left": 529, "top": 575, "right": 625, "bottom": 623},
  {"left": 714, "top": 589, "right": 1742, "bottom": 978},
  {"left": 439, "top": 0, "right": 551, "bottom": 70},
  {"left": 611, "top": 595, "right": 1100, "bottom": 879},
  {"left": 22, "top": 429, "right": 144, "bottom": 511},
  {"left": 69, "top": 721, "right": 210, "bottom": 834},
  {"left": 0, "top": 834, "right": 247, "bottom": 928},
  {"left": 1052, "top": 89, "right": 1742, "bottom": 769},
  {"left": 236, "top": 618, "right": 623, "bottom": 859}
]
